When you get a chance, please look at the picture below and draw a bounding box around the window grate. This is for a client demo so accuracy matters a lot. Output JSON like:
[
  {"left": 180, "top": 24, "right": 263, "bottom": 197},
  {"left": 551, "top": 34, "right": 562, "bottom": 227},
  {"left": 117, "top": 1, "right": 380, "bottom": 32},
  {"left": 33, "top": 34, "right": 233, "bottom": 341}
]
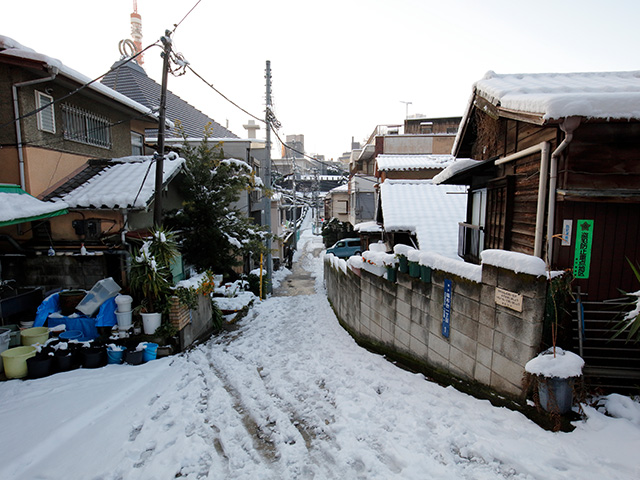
[{"left": 61, "top": 104, "right": 112, "bottom": 149}]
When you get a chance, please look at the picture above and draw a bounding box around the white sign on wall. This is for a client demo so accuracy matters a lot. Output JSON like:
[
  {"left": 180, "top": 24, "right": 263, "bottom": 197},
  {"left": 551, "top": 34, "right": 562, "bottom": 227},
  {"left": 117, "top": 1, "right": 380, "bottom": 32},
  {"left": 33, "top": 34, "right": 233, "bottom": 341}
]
[
  {"left": 561, "top": 220, "right": 573, "bottom": 246},
  {"left": 495, "top": 288, "right": 523, "bottom": 312}
]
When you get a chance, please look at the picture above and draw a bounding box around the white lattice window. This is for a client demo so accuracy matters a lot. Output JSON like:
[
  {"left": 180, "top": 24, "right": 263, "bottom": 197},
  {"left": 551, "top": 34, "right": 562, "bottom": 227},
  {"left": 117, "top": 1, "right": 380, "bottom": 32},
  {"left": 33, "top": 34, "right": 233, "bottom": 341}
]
[
  {"left": 61, "top": 104, "right": 112, "bottom": 148},
  {"left": 131, "top": 131, "right": 144, "bottom": 155},
  {"left": 35, "top": 91, "right": 55, "bottom": 133}
]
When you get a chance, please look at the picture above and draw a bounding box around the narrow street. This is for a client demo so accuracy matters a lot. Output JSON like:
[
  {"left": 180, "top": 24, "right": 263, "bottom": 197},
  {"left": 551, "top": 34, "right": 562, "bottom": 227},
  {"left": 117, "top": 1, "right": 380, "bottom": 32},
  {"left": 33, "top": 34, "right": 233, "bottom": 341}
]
[{"left": 0, "top": 226, "right": 638, "bottom": 480}]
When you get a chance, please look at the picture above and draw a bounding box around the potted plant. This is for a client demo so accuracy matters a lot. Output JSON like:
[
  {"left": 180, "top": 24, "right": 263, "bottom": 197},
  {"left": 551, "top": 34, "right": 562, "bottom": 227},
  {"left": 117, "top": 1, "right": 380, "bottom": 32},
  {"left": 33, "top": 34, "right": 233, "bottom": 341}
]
[
  {"left": 525, "top": 346, "right": 584, "bottom": 415},
  {"left": 128, "top": 227, "right": 179, "bottom": 335}
]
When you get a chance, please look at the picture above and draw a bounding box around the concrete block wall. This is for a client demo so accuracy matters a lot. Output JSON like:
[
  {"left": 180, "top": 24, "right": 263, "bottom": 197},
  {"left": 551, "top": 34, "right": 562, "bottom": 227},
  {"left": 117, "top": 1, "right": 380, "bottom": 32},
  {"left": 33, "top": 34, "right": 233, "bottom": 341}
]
[{"left": 325, "top": 260, "right": 547, "bottom": 399}]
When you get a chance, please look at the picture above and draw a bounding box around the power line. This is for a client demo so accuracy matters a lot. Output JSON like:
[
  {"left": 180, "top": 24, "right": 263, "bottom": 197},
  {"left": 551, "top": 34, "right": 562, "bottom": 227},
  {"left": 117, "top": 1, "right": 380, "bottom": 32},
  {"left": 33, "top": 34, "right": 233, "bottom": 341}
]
[{"left": 171, "top": 0, "right": 203, "bottom": 34}]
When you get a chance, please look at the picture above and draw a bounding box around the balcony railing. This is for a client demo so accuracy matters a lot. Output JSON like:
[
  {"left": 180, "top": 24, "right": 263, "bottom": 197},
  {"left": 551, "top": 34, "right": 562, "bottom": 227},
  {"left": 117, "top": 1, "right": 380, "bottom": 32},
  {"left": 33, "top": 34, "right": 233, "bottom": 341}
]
[{"left": 458, "top": 222, "right": 482, "bottom": 264}]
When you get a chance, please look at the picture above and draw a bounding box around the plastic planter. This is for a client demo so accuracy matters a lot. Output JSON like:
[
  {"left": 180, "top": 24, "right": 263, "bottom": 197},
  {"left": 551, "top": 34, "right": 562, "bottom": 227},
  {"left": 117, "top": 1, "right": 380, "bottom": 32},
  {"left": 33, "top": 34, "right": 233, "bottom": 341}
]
[
  {"left": 538, "top": 376, "right": 575, "bottom": 414},
  {"left": 385, "top": 266, "right": 397, "bottom": 283},
  {"left": 27, "top": 354, "right": 53, "bottom": 379},
  {"left": 408, "top": 261, "right": 420, "bottom": 278},
  {"left": 398, "top": 255, "right": 408, "bottom": 273},
  {"left": 420, "top": 265, "right": 432, "bottom": 283}
]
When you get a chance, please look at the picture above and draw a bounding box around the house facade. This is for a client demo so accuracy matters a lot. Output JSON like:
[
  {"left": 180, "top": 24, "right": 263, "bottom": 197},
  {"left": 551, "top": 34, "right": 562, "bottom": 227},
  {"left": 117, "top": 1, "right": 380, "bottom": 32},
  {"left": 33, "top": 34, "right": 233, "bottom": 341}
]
[
  {"left": 438, "top": 70, "right": 640, "bottom": 389},
  {"left": 0, "top": 36, "right": 159, "bottom": 252}
]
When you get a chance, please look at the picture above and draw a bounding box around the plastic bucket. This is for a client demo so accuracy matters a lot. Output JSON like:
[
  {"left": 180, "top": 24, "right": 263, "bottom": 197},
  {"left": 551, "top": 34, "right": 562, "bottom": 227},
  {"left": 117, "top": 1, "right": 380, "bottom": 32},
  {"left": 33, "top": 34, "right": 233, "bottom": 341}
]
[
  {"left": 81, "top": 346, "right": 107, "bottom": 369},
  {"left": 143, "top": 343, "right": 158, "bottom": 362},
  {"left": 59, "top": 330, "right": 83, "bottom": 341},
  {"left": 53, "top": 351, "right": 76, "bottom": 372},
  {"left": 114, "top": 295, "right": 133, "bottom": 313},
  {"left": 21, "top": 327, "right": 50, "bottom": 346},
  {"left": 27, "top": 355, "right": 53, "bottom": 379},
  {"left": 124, "top": 349, "right": 144, "bottom": 365},
  {"left": 1, "top": 346, "right": 37, "bottom": 379},
  {"left": 115, "top": 311, "right": 132, "bottom": 329},
  {"left": 58, "top": 290, "right": 86, "bottom": 316},
  {"left": 141, "top": 313, "right": 162, "bottom": 335},
  {"left": 107, "top": 346, "right": 126, "bottom": 365},
  {"left": 0, "top": 328, "right": 11, "bottom": 373}
]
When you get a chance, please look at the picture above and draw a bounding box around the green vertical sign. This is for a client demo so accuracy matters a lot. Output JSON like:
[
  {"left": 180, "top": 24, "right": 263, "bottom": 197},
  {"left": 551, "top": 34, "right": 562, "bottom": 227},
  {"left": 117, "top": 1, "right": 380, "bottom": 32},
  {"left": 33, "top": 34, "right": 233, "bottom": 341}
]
[{"left": 573, "top": 220, "right": 594, "bottom": 279}]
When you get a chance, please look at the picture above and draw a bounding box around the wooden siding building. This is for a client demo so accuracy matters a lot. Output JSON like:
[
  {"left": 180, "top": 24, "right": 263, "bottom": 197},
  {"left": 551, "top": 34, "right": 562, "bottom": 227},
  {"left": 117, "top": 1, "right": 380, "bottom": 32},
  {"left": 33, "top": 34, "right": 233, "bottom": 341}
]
[{"left": 439, "top": 71, "right": 640, "bottom": 391}]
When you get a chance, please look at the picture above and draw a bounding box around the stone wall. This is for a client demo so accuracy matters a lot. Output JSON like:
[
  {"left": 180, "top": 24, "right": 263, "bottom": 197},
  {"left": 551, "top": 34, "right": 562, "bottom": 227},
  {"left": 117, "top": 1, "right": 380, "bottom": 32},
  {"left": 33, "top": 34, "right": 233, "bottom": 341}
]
[{"left": 325, "top": 259, "right": 547, "bottom": 399}]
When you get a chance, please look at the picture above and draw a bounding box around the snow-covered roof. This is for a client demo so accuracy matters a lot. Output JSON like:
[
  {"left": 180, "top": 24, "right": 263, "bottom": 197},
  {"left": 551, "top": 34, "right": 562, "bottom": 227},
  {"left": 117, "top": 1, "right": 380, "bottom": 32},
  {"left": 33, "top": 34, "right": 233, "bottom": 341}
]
[
  {"left": 0, "top": 36, "right": 157, "bottom": 120},
  {"left": 453, "top": 69, "right": 640, "bottom": 156},
  {"left": 475, "top": 70, "right": 640, "bottom": 121},
  {"left": 354, "top": 221, "right": 383, "bottom": 233},
  {"left": 53, "top": 154, "right": 184, "bottom": 209},
  {"left": 379, "top": 180, "right": 467, "bottom": 259},
  {"left": 432, "top": 159, "right": 481, "bottom": 184},
  {"left": 376, "top": 154, "right": 455, "bottom": 172},
  {"left": 329, "top": 184, "right": 348, "bottom": 193},
  {"left": 0, "top": 184, "right": 68, "bottom": 226}
]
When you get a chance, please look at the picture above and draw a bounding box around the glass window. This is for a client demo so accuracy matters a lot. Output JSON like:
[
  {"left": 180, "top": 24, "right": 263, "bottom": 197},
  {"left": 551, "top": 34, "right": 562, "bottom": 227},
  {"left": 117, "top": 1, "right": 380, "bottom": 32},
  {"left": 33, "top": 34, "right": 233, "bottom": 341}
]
[
  {"left": 61, "top": 104, "right": 111, "bottom": 148},
  {"left": 35, "top": 91, "right": 55, "bottom": 133},
  {"left": 131, "top": 131, "right": 144, "bottom": 155}
]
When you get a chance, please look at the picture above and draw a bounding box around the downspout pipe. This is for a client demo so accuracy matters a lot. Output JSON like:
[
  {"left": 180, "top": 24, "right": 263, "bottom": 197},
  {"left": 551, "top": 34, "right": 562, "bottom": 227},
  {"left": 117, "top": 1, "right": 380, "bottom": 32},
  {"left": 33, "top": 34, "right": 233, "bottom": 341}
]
[
  {"left": 547, "top": 116, "right": 581, "bottom": 263},
  {"left": 12, "top": 68, "right": 59, "bottom": 190},
  {"left": 494, "top": 141, "right": 550, "bottom": 258}
]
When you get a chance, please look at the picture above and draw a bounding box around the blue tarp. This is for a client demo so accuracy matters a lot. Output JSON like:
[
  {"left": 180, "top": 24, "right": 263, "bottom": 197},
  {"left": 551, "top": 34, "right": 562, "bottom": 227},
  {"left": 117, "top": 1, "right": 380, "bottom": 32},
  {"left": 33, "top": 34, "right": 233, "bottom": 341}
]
[{"left": 34, "top": 293, "right": 117, "bottom": 340}]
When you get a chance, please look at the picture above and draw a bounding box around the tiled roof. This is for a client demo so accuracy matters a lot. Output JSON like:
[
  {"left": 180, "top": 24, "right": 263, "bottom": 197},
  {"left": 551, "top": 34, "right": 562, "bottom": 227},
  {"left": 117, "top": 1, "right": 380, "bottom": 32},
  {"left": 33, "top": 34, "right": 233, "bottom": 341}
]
[
  {"left": 376, "top": 154, "right": 455, "bottom": 172},
  {"left": 45, "top": 155, "right": 184, "bottom": 209},
  {"left": 379, "top": 179, "right": 467, "bottom": 259},
  {"left": 102, "top": 60, "right": 238, "bottom": 140}
]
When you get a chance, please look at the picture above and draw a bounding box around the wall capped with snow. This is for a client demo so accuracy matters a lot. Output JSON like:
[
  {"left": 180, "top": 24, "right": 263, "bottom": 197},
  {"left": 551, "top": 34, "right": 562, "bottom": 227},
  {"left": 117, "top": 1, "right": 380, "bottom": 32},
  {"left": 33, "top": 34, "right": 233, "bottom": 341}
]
[{"left": 325, "top": 258, "right": 548, "bottom": 399}]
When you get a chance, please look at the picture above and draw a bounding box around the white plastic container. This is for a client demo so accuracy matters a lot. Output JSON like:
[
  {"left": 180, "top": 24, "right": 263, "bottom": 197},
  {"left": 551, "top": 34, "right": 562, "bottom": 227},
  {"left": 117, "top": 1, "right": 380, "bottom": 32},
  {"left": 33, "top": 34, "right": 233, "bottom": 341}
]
[
  {"left": 141, "top": 312, "right": 162, "bottom": 335},
  {"left": 115, "top": 294, "right": 133, "bottom": 313},
  {"left": 115, "top": 310, "right": 132, "bottom": 329},
  {"left": 76, "top": 277, "right": 121, "bottom": 316}
]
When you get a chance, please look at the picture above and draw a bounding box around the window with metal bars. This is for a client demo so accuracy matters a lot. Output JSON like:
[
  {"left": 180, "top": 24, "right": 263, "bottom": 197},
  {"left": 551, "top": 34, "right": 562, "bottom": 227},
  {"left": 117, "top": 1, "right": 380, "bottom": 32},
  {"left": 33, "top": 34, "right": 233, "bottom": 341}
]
[{"left": 61, "top": 104, "right": 112, "bottom": 148}]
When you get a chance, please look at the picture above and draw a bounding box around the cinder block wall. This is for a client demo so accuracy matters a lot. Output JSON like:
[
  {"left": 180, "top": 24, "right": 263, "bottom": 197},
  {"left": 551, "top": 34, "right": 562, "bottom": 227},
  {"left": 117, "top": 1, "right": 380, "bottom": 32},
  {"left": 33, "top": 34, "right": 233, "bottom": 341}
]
[{"left": 325, "top": 260, "right": 547, "bottom": 399}]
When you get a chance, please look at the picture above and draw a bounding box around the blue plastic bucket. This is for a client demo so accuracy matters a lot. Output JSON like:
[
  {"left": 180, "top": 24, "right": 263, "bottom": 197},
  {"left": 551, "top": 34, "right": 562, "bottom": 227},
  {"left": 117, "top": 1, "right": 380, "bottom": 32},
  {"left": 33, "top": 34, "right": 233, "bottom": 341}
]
[
  {"left": 143, "top": 343, "right": 158, "bottom": 362},
  {"left": 59, "top": 330, "right": 83, "bottom": 341},
  {"left": 107, "top": 346, "right": 126, "bottom": 365}
]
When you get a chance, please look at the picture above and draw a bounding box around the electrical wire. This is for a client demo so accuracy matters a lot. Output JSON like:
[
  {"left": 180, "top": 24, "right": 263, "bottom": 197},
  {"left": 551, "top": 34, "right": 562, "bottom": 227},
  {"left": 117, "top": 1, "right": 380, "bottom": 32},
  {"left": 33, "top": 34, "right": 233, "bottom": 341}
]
[
  {"left": 186, "top": 64, "right": 265, "bottom": 125},
  {"left": 171, "top": 0, "right": 203, "bottom": 34}
]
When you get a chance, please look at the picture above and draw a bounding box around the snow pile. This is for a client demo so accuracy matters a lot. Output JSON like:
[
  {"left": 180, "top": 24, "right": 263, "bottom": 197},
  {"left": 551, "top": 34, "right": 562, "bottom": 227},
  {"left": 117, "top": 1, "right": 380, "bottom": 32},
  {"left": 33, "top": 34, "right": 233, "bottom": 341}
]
[
  {"left": 481, "top": 249, "right": 548, "bottom": 277},
  {"left": 354, "top": 221, "right": 383, "bottom": 233},
  {"left": 525, "top": 347, "right": 585, "bottom": 379},
  {"left": 420, "top": 251, "right": 483, "bottom": 283}
]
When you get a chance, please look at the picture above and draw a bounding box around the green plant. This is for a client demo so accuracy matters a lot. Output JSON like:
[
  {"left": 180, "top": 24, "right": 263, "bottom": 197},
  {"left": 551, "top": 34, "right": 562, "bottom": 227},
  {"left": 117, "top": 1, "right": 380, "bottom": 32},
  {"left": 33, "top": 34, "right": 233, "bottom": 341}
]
[
  {"left": 247, "top": 272, "right": 268, "bottom": 298},
  {"left": 174, "top": 286, "right": 199, "bottom": 310},
  {"left": 211, "top": 301, "right": 224, "bottom": 332},
  {"left": 128, "top": 227, "right": 179, "bottom": 313},
  {"left": 612, "top": 259, "right": 640, "bottom": 342},
  {"left": 154, "top": 321, "right": 178, "bottom": 340}
]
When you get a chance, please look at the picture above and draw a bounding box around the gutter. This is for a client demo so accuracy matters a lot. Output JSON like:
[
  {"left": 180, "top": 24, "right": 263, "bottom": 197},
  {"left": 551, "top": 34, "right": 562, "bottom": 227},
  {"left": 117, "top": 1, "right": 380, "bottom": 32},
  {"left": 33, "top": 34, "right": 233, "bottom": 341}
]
[
  {"left": 494, "top": 141, "right": 550, "bottom": 258},
  {"left": 547, "top": 117, "right": 581, "bottom": 263},
  {"left": 12, "top": 68, "right": 59, "bottom": 190}
]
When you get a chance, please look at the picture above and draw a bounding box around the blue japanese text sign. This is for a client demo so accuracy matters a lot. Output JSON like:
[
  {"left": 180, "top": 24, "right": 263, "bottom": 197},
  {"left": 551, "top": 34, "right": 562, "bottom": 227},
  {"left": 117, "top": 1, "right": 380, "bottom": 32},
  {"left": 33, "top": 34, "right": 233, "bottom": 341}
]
[{"left": 442, "top": 279, "right": 452, "bottom": 338}]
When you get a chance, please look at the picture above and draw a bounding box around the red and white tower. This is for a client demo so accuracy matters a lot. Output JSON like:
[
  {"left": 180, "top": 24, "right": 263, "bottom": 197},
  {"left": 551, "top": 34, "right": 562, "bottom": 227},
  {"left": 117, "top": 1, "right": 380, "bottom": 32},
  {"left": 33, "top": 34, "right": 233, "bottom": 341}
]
[{"left": 130, "top": 0, "right": 144, "bottom": 65}]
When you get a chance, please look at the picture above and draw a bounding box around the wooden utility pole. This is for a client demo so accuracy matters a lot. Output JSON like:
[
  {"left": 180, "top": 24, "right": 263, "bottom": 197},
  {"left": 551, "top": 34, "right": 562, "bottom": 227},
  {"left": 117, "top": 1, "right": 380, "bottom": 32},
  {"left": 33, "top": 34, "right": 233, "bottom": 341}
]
[{"left": 153, "top": 30, "right": 172, "bottom": 226}]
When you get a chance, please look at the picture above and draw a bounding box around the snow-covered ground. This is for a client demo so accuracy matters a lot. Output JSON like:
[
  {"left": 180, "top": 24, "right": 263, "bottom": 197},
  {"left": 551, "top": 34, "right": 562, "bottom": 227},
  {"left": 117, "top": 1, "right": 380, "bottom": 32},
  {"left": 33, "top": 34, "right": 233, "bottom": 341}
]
[{"left": 0, "top": 222, "right": 639, "bottom": 479}]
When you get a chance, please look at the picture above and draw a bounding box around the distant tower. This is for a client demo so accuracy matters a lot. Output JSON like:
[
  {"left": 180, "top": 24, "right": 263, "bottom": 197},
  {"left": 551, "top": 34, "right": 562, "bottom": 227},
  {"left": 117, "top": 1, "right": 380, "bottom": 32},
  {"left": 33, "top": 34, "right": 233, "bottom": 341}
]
[
  {"left": 131, "top": 0, "right": 144, "bottom": 65},
  {"left": 243, "top": 119, "right": 261, "bottom": 139}
]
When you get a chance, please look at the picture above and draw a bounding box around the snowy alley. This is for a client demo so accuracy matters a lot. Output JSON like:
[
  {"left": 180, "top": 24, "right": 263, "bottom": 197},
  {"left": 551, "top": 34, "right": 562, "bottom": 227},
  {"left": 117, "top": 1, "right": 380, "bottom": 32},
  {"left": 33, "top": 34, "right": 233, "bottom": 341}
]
[{"left": 0, "top": 225, "right": 639, "bottom": 480}]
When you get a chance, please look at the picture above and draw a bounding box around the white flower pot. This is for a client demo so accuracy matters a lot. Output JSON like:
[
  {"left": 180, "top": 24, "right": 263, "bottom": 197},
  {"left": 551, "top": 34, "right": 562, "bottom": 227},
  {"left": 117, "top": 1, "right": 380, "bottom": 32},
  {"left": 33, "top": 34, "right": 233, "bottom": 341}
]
[{"left": 141, "top": 312, "right": 162, "bottom": 335}]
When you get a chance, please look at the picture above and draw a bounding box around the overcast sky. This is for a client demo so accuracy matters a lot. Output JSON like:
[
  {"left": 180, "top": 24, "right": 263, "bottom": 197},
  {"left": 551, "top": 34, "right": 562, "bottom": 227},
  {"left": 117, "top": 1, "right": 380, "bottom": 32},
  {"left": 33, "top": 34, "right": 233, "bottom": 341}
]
[{"left": 4, "top": 0, "right": 639, "bottom": 161}]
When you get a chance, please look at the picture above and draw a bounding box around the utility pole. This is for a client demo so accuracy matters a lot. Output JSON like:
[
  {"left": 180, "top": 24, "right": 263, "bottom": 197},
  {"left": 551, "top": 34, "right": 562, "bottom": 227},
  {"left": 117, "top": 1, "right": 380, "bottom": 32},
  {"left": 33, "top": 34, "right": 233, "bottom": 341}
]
[
  {"left": 264, "top": 60, "right": 273, "bottom": 294},
  {"left": 153, "top": 30, "right": 172, "bottom": 226},
  {"left": 291, "top": 154, "right": 297, "bottom": 250}
]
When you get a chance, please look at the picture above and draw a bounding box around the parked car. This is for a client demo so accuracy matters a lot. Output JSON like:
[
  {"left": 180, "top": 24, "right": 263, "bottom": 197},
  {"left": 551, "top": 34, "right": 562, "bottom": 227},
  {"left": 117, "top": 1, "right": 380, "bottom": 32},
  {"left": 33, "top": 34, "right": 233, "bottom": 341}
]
[{"left": 326, "top": 238, "right": 361, "bottom": 258}]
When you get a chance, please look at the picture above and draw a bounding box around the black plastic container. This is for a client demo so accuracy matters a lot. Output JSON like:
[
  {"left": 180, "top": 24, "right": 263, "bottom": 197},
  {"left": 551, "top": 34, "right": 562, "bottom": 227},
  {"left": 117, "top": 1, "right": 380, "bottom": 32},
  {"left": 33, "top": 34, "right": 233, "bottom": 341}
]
[
  {"left": 27, "top": 354, "right": 53, "bottom": 379},
  {"left": 123, "top": 349, "right": 144, "bottom": 365},
  {"left": 81, "top": 346, "right": 107, "bottom": 369}
]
